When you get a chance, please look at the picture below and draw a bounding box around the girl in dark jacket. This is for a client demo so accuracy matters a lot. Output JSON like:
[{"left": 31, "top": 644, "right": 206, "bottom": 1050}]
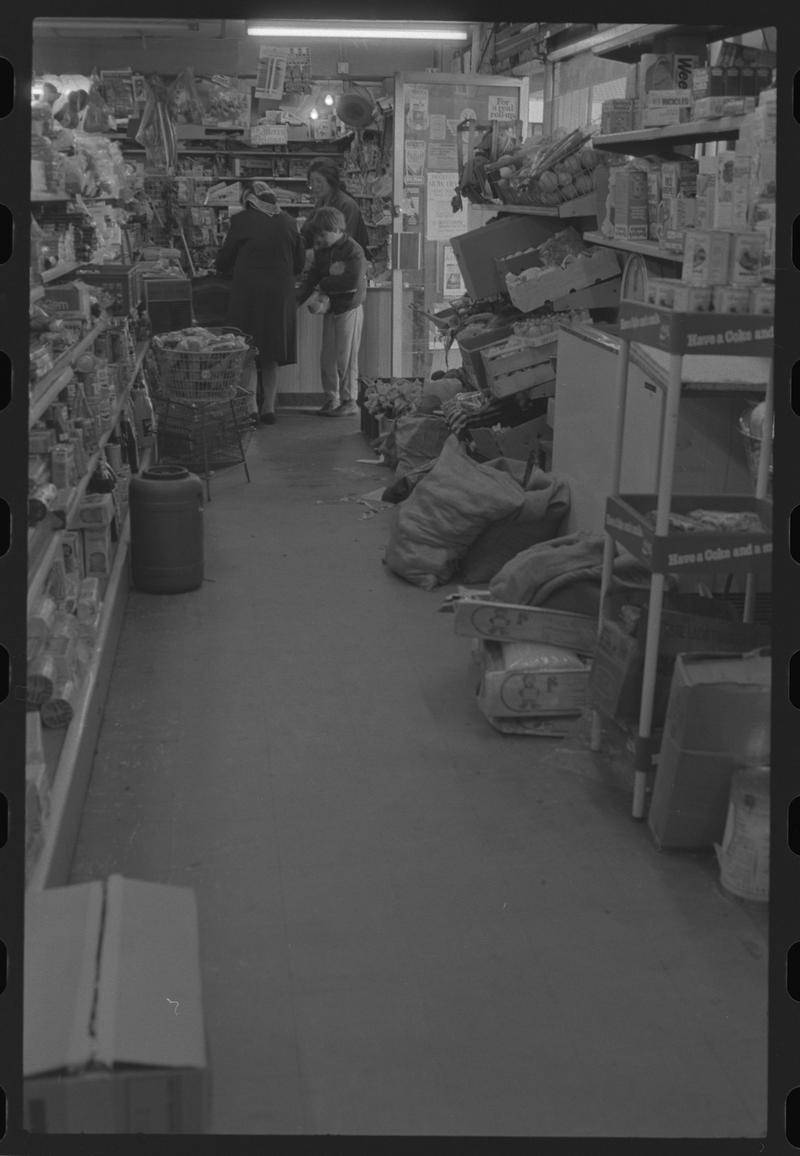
[{"left": 216, "top": 181, "right": 306, "bottom": 424}]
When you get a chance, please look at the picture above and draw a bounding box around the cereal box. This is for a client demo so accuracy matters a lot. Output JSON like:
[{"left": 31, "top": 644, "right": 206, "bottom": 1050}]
[
  {"left": 681, "top": 230, "right": 732, "bottom": 286},
  {"left": 671, "top": 284, "right": 714, "bottom": 312},
  {"left": 729, "top": 232, "right": 766, "bottom": 285},
  {"left": 712, "top": 286, "right": 753, "bottom": 314},
  {"left": 750, "top": 284, "right": 775, "bottom": 314}
]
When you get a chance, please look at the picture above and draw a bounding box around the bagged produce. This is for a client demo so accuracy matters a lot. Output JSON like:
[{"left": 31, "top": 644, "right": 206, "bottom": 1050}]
[
  {"left": 393, "top": 414, "right": 451, "bottom": 481},
  {"left": 459, "top": 464, "right": 571, "bottom": 583},
  {"left": 384, "top": 436, "right": 526, "bottom": 590}
]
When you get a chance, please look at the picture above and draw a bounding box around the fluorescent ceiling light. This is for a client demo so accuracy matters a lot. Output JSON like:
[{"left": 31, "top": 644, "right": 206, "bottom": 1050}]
[{"left": 247, "top": 24, "right": 468, "bottom": 40}]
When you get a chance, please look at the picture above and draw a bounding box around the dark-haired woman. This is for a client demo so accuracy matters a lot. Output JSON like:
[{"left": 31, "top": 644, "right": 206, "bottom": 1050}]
[
  {"left": 301, "top": 158, "right": 370, "bottom": 254},
  {"left": 216, "top": 181, "right": 306, "bottom": 424}
]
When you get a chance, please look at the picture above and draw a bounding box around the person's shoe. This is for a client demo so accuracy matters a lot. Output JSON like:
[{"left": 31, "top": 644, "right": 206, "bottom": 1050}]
[
  {"left": 335, "top": 400, "right": 359, "bottom": 416},
  {"left": 260, "top": 412, "right": 277, "bottom": 425},
  {"left": 249, "top": 414, "right": 259, "bottom": 429},
  {"left": 316, "top": 399, "right": 340, "bottom": 416}
]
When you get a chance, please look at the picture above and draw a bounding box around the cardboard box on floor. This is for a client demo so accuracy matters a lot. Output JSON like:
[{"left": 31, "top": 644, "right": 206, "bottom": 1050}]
[
  {"left": 648, "top": 649, "right": 771, "bottom": 849},
  {"left": 448, "top": 591, "right": 597, "bottom": 655},
  {"left": 24, "top": 875, "right": 209, "bottom": 1133},
  {"left": 476, "top": 639, "right": 591, "bottom": 718},
  {"left": 589, "top": 602, "right": 771, "bottom": 730}
]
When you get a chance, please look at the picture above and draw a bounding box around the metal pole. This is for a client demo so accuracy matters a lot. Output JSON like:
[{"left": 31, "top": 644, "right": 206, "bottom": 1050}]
[
  {"left": 632, "top": 350, "right": 683, "bottom": 819},
  {"left": 591, "top": 335, "right": 631, "bottom": 751},
  {"left": 743, "top": 357, "right": 774, "bottom": 623}
]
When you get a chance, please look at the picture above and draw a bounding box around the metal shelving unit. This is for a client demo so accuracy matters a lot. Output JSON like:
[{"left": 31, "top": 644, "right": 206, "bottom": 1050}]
[{"left": 590, "top": 298, "right": 774, "bottom": 820}]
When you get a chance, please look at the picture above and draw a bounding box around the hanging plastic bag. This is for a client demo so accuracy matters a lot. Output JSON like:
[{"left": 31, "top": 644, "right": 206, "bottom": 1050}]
[
  {"left": 83, "top": 70, "right": 115, "bottom": 134},
  {"left": 135, "top": 75, "right": 178, "bottom": 173},
  {"left": 170, "top": 67, "right": 204, "bottom": 125}
]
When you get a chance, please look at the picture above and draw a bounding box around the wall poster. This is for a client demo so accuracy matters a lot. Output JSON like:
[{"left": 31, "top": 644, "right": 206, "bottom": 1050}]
[
  {"left": 442, "top": 246, "right": 466, "bottom": 298},
  {"left": 405, "top": 85, "right": 429, "bottom": 132},
  {"left": 404, "top": 140, "right": 427, "bottom": 185},
  {"left": 425, "top": 172, "right": 467, "bottom": 242}
]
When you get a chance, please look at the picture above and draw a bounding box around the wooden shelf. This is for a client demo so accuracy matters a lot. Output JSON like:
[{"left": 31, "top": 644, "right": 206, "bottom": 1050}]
[
  {"left": 582, "top": 231, "right": 684, "bottom": 264},
  {"left": 590, "top": 23, "right": 765, "bottom": 63},
  {"left": 29, "top": 319, "right": 108, "bottom": 427},
  {"left": 592, "top": 116, "right": 744, "bottom": 155},
  {"left": 31, "top": 192, "right": 71, "bottom": 202}
]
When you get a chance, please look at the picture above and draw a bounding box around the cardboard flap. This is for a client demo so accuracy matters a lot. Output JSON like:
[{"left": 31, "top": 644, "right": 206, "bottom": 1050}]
[
  {"left": 679, "top": 650, "right": 771, "bottom": 687},
  {"left": 24, "top": 882, "right": 104, "bottom": 1076},
  {"left": 94, "top": 876, "right": 206, "bottom": 1071}
]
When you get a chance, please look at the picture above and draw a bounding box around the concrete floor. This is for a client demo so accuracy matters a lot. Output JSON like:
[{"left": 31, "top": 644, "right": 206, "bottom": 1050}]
[{"left": 69, "top": 411, "right": 768, "bottom": 1137}]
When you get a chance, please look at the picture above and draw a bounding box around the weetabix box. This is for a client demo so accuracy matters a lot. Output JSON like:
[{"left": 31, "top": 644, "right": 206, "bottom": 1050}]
[
  {"left": 648, "top": 650, "right": 770, "bottom": 849},
  {"left": 681, "top": 230, "right": 732, "bottom": 286}
]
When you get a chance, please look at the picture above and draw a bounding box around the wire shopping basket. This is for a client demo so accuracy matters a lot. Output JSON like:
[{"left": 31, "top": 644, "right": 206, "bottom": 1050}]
[{"left": 149, "top": 326, "right": 254, "bottom": 403}]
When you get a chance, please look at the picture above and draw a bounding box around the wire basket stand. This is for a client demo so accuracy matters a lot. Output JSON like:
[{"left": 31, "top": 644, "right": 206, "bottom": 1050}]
[{"left": 148, "top": 326, "right": 255, "bottom": 501}]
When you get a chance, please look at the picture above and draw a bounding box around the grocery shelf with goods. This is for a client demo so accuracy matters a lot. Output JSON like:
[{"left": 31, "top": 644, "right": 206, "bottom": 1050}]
[
  {"left": 589, "top": 286, "right": 773, "bottom": 822},
  {"left": 592, "top": 116, "right": 746, "bottom": 156},
  {"left": 29, "top": 319, "right": 108, "bottom": 425},
  {"left": 26, "top": 450, "right": 151, "bottom": 892},
  {"left": 587, "top": 23, "right": 767, "bottom": 63}
]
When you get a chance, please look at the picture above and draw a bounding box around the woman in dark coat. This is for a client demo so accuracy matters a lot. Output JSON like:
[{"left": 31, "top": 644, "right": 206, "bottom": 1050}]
[{"left": 216, "top": 181, "right": 306, "bottom": 423}]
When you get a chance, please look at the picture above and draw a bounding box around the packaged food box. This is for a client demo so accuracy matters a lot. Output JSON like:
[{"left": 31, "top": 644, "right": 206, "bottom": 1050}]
[
  {"left": 646, "top": 169, "right": 661, "bottom": 240},
  {"left": 648, "top": 650, "right": 770, "bottom": 849},
  {"left": 81, "top": 525, "right": 112, "bottom": 577},
  {"left": 751, "top": 198, "right": 776, "bottom": 229},
  {"left": 660, "top": 160, "right": 698, "bottom": 199},
  {"left": 600, "top": 99, "right": 638, "bottom": 134},
  {"left": 43, "top": 281, "right": 93, "bottom": 319},
  {"left": 723, "top": 67, "right": 741, "bottom": 96},
  {"left": 709, "top": 153, "right": 737, "bottom": 230},
  {"left": 669, "top": 283, "right": 714, "bottom": 312},
  {"left": 476, "top": 640, "right": 591, "bottom": 719},
  {"left": 24, "top": 876, "right": 210, "bottom": 1133},
  {"left": 70, "top": 491, "right": 115, "bottom": 529},
  {"left": 692, "top": 66, "right": 726, "bottom": 98},
  {"left": 449, "top": 593, "right": 597, "bottom": 655},
  {"left": 661, "top": 194, "right": 697, "bottom": 232},
  {"left": 712, "top": 286, "right": 754, "bottom": 314},
  {"left": 730, "top": 154, "right": 754, "bottom": 232},
  {"left": 642, "top": 104, "right": 688, "bottom": 128},
  {"left": 750, "top": 284, "right": 775, "bottom": 314},
  {"left": 681, "top": 230, "right": 732, "bottom": 286},
  {"left": 729, "top": 232, "right": 766, "bottom": 285},
  {"left": 613, "top": 168, "right": 648, "bottom": 240},
  {"left": 695, "top": 155, "right": 717, "bottom": 229}
]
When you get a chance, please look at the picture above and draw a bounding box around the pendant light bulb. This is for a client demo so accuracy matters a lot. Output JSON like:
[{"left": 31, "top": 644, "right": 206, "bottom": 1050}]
[
  {"left": 324, "top": 92, "right": 334, "bottom": 106},
  {"left": 310, "top": 107, "right": 319, "bottom": 120}
]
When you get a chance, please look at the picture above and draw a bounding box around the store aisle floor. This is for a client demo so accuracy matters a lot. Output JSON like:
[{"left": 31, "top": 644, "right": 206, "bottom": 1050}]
[{"left": 69, "top": 413, "right": 768, "bottom": 1138}]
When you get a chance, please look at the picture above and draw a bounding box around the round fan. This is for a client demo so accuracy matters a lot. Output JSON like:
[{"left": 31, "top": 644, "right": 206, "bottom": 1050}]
[{"left": 335, "top": 88, "right": 376, "bottom": 129}]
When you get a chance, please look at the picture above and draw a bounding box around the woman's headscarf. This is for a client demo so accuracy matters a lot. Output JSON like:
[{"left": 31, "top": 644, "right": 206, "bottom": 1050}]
[{"left": 242, "top": 180, "right": 281, "bottom": 217}]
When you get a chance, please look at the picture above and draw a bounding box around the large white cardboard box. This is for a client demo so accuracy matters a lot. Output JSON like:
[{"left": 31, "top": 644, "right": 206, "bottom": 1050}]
[{"left": 24, "top": 875, "right": 209, "bottom": 1133}]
